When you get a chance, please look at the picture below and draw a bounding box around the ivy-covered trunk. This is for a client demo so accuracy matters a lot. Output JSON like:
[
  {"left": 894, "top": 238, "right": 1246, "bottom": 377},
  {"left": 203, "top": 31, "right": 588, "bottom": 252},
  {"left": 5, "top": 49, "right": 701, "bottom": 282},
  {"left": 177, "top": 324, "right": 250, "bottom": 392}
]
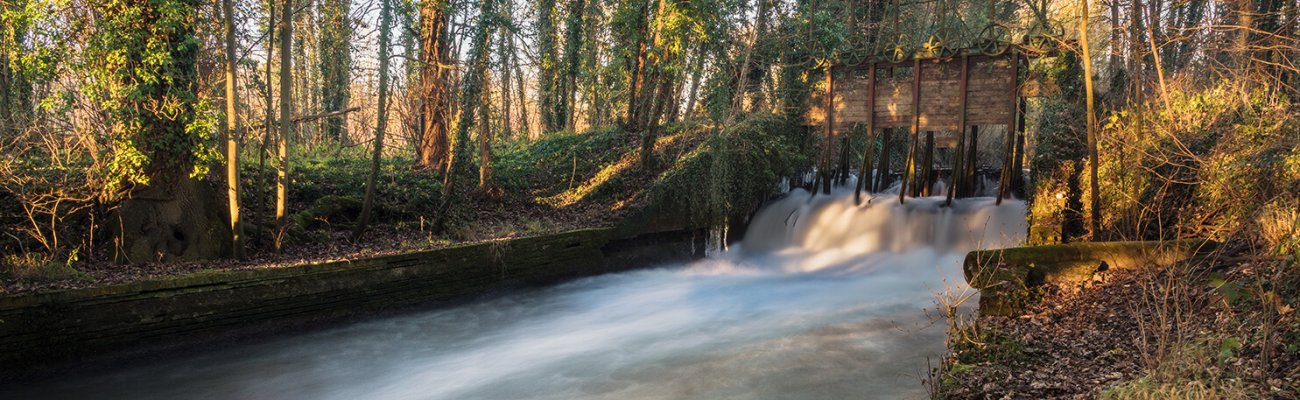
[
  {"left": 318, "top": 0, "right": 352, "bottom": 144},
  {"left": 86, "top": 0, "right": 229, "bottom": 263},
  {"left": 438, "top": 0, "right": 497, "bottom": 228},
  {"left": 417, "top": 0, "right": 451, "bottom": 174}
]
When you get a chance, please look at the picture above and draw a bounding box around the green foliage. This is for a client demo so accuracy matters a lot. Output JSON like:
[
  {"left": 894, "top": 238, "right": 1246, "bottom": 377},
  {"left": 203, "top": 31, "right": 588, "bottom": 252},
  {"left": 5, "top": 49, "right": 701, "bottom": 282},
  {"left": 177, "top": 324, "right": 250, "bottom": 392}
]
[
  {"left": 1090, "top": 85, "right": 1299, "bottom": 242},
  {"left": 1, "top": 253, "right": 89, "bottom": 287},
  {"left": 494, "top": 126, "right": 629, "bottom": 196},
  {"left": 82, "top": 0, "right": 216, "bottom": 191},
  {"left": 240, "top": 157, "right": 443, "bottom": 243},
  {"left": 646, "top": 113, "right": 810, "bottom": 226}
]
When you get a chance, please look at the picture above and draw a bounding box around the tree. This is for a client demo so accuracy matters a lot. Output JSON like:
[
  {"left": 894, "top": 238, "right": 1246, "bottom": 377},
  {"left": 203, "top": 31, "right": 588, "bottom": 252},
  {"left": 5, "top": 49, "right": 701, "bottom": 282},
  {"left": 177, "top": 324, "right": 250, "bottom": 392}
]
[
  {"left": 536, "top": 0, "right": 560, "bottom": 133},
  {"left": 497, "top": 0, "right": 515, "bottom": 138},
  {"left": 1080, "top": 0, "right": 1101, "bottom": 238},
  {"left": 417, "top": 0, "right": 451, "bottom": 174},
  {"left": 558, "top": 0, "right": 586, "bottom": 130},
  {"left": 276, "top": 0, "right": 294, "bottom": 252},
  {"left": 439, "top": 0, "right": 497, "bottom": 227},
  {"left": 356, "top": 0, "right": 394, "bottom": 237},
  {"left": 260, "top": 0, "right": 276, "bottom": 172},
  {"left": 222, "top": 0, "right": 245, "bottom": 259},
  {"left": 86, "top": 0, "right": 231, "bottom": 262},
  {"left": 318, "top": 0, "right": 352, "bottom": 143}
]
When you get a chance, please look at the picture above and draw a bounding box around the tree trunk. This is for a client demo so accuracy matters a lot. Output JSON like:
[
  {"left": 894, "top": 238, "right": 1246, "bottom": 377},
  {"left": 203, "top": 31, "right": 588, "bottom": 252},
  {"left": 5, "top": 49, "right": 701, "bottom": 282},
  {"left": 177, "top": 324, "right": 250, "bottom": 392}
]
[
  {"left": 1130, "top": 0, "right": 1145, "bottom": 100},
  {"left": 259, "top": 0, "right": 276, "bottom": 172},
  {"left": 747, "top": 0, "right": 770, "bottom": 112},
  {"left": 498, "top": 4, "right": 514, "bottom": 139},
  {"left": 624, "top": 2, "right": 650, "bottom": 133},
  {"left": 536, "top": 0, "right": 560, "bottom": 133},
  {"left": 511, "top": 36, "right": 532, "bottom": 140},
  {"left": 356, "top": 0, "right": 394, "bottom": 238},
  {"left": 682, "top": 43, "right": 705, "bottom": 120},
  {"left": 275, "top": 0, "right": 293, "bottom": 252},
  {"left": 439, "top": 0, "right": 497, "bottom": 228},
  {"left": 222, "top": 0, "right": 245, "bottom": 259},
  {"left": 1109, "top": 0, "right": 1123, "bottom": 92},
  {"left": 319, "top": 0, "right": 352, "bottom": 143},
  {"left": 479, "top": 76, "right": 496, "bottom": 192},
  {"left": 1081, "top": 0, "right": 1103, "bottom": 238},
  {"left": 559, "top": 0, "right": 586, "bottom": 130},
  {"left": 0, "top": 23, "right": 11, "bottom": 137},
  {"left": 418, "top": 0, "right": 451, "bottom": 174}
]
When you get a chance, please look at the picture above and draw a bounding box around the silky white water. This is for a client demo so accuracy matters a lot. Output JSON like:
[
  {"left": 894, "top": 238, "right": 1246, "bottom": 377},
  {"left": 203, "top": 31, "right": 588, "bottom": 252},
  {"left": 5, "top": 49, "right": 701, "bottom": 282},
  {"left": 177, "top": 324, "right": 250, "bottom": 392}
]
[{"left": 6, "top": 180, "right": 1026, "bottom": 400}]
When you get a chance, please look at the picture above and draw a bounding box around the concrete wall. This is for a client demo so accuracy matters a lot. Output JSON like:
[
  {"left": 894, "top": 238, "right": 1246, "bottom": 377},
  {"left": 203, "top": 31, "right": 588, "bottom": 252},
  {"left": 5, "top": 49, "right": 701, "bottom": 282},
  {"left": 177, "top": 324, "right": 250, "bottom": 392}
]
[
  {"left": 0, "top": 228, "right": 703, "bottom": 380},
  {"left": 963, "top": 239, "right": 1217, "bottom": 316}
]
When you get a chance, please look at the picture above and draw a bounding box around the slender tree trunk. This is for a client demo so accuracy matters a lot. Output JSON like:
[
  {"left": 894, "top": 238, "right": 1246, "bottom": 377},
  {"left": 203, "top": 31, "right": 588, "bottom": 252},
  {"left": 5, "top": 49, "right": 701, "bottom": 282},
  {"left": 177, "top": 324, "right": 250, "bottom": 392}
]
[
  {"left": 1109, "top": 0, "right": 1123, "bottom": 91},
  {"left": 259, "top": 0, "right": 276, "bottom": 172},
  {"left": 747, "top": 0, "right": 770, "bottom": 112},
  {"left": 1130, "top": 0, "right": 1145, "bottom": 99},
  {"left": 512, "top": 39, "right": 532, "bottom": 139},
  {"left": 559, "top": 0, "right": 586, "bottom": 130},
  {"left": 0, "top": 17, "right": 12, "bottom": 138},
  {"left": 479, "top": 71, "right": 496, "bottom": 192},
  {"left": 275, "top": 0, "right": 294, "bottom": 252},
  {"left": 536, "top": 0, "right": 559, "bottom": 133},
  {"left": 624, "top": 3, "right": 649, "bottom": 133},
  {"left": 1081, "top": 0, "right": 1103, "bottom": 238},
  {"left": 498, "top": 4, "right": 514, "bottom": 138},
  {"left": 356, "top": 0, "right": 394, "bottom": 237},
  {"left": 682, "top": 43, "right": 705, "bottom": 120},
  {"left": 319, "top": 0, "right": 352, "bottom": 143},
  {"left": 222, "top": 0, "right": 244, "bottom": 259}
]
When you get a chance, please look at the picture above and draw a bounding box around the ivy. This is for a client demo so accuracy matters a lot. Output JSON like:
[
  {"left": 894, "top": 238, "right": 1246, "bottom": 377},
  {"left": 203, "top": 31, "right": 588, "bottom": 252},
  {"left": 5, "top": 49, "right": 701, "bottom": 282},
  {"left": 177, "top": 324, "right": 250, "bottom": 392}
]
[{"left": 81, "top": 0, "right": 216, "bottom": 193}]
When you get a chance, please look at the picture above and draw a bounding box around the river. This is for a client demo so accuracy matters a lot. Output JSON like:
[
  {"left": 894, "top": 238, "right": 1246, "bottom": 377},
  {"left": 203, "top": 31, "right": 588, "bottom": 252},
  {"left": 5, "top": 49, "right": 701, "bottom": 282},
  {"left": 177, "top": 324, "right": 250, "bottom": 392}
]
[{"left": 5, "top": 181, "right": 1026, "bottom": 400}]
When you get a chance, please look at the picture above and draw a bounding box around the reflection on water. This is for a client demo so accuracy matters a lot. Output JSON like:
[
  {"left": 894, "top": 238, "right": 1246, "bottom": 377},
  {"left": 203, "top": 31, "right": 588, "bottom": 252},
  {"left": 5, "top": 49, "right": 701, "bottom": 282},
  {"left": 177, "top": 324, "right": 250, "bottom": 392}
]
[{"left": 5, "top": 180, "right": 1025, "bottom": 400}]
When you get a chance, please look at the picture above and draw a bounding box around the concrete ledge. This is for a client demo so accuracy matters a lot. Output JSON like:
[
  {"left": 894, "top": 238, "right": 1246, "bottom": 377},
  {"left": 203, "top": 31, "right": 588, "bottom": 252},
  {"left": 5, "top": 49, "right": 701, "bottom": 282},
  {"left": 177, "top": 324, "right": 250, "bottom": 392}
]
[
  {"left": 963, "top": 239, "right": 1217, "bottom": 316},
  {"left": 0, "top": 228, "right": 703, "bottom": 380}
]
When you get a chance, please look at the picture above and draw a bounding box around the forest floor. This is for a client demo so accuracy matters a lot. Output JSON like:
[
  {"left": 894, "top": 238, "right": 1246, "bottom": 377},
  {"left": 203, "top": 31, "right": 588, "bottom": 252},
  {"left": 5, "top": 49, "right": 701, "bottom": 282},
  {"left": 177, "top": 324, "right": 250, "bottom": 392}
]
[
  {"left": 939, "top": 252, "right": 1300, "bottom": 399},
  {"left": 0, "top": 125, "right": 714, "bottom": 296}
]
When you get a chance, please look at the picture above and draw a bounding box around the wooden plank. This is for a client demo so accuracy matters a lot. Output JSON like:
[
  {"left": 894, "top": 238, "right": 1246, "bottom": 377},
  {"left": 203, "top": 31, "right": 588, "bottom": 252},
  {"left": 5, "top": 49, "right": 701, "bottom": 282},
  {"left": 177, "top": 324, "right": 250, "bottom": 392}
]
[{"left": 810, "top": 53, "right": 1020, "bottom": 136}]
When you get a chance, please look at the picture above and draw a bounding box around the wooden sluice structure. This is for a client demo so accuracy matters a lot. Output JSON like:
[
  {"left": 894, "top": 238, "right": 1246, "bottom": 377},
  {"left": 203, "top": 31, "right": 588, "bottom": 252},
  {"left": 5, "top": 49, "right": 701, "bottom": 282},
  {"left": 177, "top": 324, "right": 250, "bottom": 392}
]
[{"left": 808, "top": 50, "right": 1040, "bottom": 206}]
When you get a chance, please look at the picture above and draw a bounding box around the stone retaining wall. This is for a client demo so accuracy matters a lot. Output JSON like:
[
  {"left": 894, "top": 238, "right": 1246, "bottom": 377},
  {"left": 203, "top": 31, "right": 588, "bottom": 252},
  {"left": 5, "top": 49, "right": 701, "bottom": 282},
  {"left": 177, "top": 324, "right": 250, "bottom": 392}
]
[
  {"left": 963, "top": 239, "right": 1217, "bottom": 316},
  {"left": 0, "top": 228, "right": 703, "bottom": 380}
]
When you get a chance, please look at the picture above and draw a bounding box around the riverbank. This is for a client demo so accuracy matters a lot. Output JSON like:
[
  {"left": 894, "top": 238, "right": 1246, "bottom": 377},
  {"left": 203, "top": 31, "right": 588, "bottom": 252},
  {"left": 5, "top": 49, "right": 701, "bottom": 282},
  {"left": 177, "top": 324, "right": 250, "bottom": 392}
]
[
  {"left": 938, "top": 243, "right": 1300, "bottom": 398},
  {"left": 1, "top": 114, "right": 811, "bottom": 296},
  {"left": 0, "top": 227, "right": 706, "bottom": 381}
]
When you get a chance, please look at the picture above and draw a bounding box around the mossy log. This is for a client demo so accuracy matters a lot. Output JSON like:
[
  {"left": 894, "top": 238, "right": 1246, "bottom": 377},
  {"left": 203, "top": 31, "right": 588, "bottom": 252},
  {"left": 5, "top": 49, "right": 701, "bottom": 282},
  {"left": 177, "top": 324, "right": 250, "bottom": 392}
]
[{"left": 963, "top": 239, "right": 1217, "bottom": 316}]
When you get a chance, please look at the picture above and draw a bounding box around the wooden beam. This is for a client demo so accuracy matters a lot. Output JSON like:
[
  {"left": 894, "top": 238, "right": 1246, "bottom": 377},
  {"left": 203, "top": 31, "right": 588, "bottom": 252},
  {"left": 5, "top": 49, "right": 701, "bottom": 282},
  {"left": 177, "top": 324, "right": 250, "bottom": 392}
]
[
  {"left": 821, "top": 66, "right": 835, "bottom": 195},
  {"left": 900, "top": 59, "right": 921, "bottom": 204},
  {"left": 947, "top": 54, "right": 970, "bottom": 206},
  {"left": 855, "top": 63, "right": 877, "bottom": 205},
  {"left": 998, "top": 51, "right": 1019, "bottom": 205}
]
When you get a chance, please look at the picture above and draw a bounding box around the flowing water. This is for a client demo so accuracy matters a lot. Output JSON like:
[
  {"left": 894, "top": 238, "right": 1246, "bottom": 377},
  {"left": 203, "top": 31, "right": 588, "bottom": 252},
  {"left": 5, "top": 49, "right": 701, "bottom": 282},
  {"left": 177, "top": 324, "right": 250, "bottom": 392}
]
[{"left": 5, "top": 180, "right": 1026, "bottom": 400}]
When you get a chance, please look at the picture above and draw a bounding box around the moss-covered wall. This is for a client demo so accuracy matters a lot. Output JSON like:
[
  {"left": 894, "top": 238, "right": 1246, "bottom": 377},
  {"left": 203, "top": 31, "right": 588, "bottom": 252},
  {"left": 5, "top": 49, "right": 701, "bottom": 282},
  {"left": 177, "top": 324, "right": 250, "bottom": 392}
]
[
  {"left": 963, "top": 239, "right": 1217, "bottom": 316},
  {"left": 0, "top": 228, "right": 703, "bottom": 379}
]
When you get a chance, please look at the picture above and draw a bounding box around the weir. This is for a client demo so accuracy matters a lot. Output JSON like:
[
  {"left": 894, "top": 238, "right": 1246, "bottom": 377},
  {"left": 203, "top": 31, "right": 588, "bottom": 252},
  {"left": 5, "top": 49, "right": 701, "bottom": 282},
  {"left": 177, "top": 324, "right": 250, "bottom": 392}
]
[
  {"left": 3, "top": 180, "right": 1027, "bottom": 399},
  {"left": 807, "top": 50, "right": 1049, "bottom": 205}
]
